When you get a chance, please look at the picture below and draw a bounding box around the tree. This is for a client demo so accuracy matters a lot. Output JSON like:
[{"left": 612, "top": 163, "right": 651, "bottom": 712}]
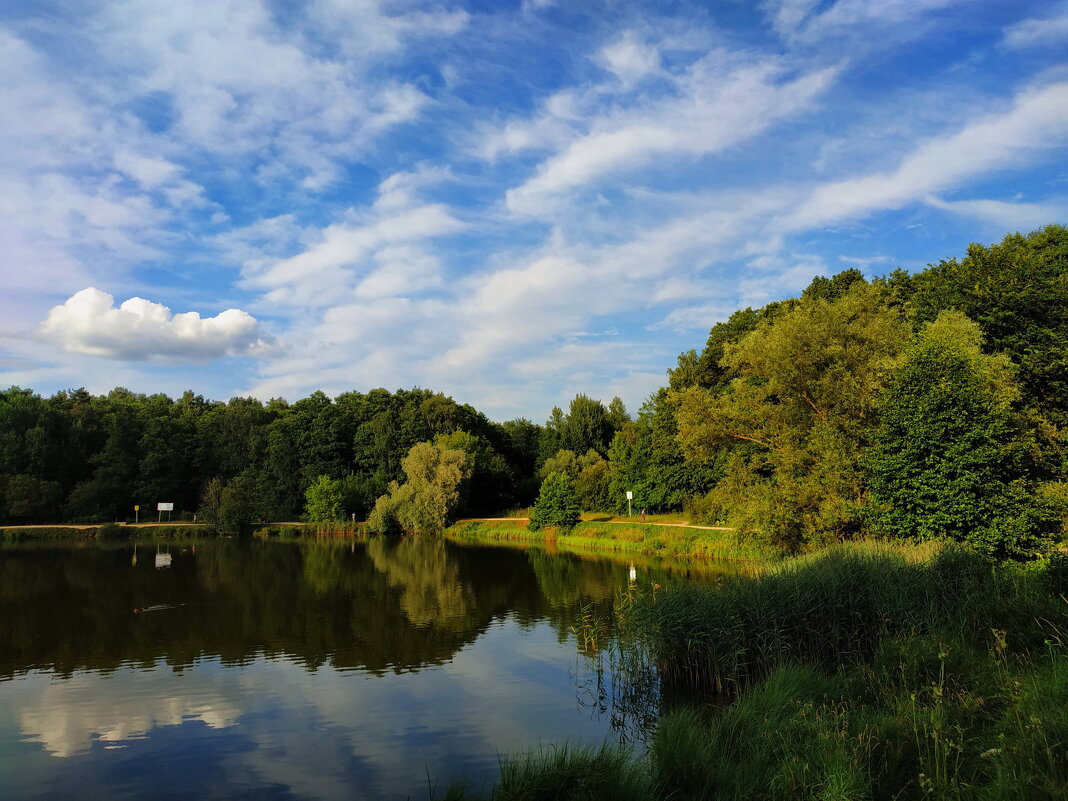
[
  {"left": 366, "top": 441, "right": 472, "bottom": 534},
  {"left": 199, "top": 471, "right": 262, "bottom": 537},
  {"left": 305, "top": 475, "right": 345, "bottom": 522},
  {"left": 1, "top": 474, "right": 63, "bottom": 523},
  {"left": 675, "top": 284, "right": 910, "bottom": 551},
  {"left": 562, "top": 394, "right": 612, "bottom": 456},
  {"left": 908, "top": 225, "right": 1068, "bottom": 427},
  {"left": 528, "top": 472, "right": 581, "bottom": 531},
  {"left": 866, "top": 311, "right": 1056, "bottom": 559}
]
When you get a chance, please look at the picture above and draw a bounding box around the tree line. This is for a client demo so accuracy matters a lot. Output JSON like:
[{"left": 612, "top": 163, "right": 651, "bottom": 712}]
[
  {"left": 0, "top": 383, "right": 631, "bottom": 531},
  {"left": 2, "top": 225, "right": 1066, "bottom": 557}
]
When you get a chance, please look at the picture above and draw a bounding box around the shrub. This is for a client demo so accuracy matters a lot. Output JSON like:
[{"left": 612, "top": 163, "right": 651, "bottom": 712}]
[
  {"left": 528, "top": 472, "right": 580, "bottom": 532},
  {"left": 96, "top": 522, "right": 127, "bottom": 540}
]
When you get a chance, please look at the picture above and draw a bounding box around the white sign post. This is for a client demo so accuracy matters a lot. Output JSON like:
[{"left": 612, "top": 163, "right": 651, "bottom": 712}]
[
  {"left": 626, "top": 491, "right": 633, "bottom": 518},
  {"left": 157, "top": 502, "right": 174, "bottom": 523}
]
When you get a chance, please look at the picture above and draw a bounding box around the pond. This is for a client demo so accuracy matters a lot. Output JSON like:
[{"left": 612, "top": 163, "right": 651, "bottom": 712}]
[{"left": 0, "top": 537, "right": 727, "bottom": 800}]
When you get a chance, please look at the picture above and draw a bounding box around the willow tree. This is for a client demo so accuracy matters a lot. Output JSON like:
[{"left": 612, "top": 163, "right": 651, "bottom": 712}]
[
  {"left": 366, "top": 441, "right": 472, "bottom": 534},
  {"left": 675, "top": 284, "right": 910, "bottom": 551}
]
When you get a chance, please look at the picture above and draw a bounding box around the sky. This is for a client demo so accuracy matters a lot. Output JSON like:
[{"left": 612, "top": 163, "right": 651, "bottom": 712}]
[{"left": 1, "top": 0, "right": 1066, "bottom": 422}]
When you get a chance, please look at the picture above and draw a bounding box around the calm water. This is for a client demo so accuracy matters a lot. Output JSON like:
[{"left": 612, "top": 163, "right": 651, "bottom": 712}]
[{"left": 0, "top": 537, "right": 723, "bottom": 800}]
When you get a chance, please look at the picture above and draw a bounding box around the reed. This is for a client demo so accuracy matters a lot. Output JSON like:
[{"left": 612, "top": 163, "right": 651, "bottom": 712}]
[
  {"left": 627, "top": 542, "right": 1063, "bottom": 693},
  {"left": 493, "top": 743, "right": 650, "bottom": 801},
  {"left": 433, "top": 546, "right": 1068, "bottom": 800}
]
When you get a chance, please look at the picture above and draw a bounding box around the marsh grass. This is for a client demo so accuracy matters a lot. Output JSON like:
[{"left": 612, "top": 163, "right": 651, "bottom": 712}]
[
  {"left": 438, "top": 543, "right": 1068, "bottom": 800},
  {"left": 436, "top": 744, "right": 651, "bottom": 801},
  {"left": 628, "top": 542, "right": 1061, "bottom": 693}
]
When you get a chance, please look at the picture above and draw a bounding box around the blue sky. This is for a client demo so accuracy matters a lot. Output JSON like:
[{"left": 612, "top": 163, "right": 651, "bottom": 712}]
[{"left": 1, "top": 0, "right": 1066, "bottom": 422}]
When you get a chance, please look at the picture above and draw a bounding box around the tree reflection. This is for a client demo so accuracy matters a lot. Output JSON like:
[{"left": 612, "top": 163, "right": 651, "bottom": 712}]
[{"left": 0, "top": 534, "right": 720, "bottom": 750}]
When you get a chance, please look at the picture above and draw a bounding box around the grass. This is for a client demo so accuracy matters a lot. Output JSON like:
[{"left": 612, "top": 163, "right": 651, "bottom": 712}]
[
  {"left": 444, "top": 519, "right": 766, "bottom": 563},
  {"left": 434, "top": 743, "right": 651, "bottom": 801},
  {"left": 0, "top": 524, "right": 208, "bottom": 541},
  {"left": 627, "top": 542, "right": 1062, "bottom": 693},
  {"left": 437, "top": 542, "right": 1068, "bottom": 800}
]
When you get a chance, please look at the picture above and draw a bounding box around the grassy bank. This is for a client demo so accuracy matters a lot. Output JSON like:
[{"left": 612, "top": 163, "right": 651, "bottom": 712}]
[
  {"left": 439, "top": 544, "right": 1068, "bottom": 801},
  {"left": 444, "top": 519, "right": 766, "bottom": 563},
  {"left": 0, "top": 523, "right": 207, "bottom": 542},
  {"left": 0, "top": 521, "right": 371, "bottom": 542}
]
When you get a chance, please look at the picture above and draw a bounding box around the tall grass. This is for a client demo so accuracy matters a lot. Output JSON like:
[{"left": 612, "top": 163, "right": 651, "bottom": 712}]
[
  {"left": 436, "top": 544, "right": 1068, "bottom": 800},
  {"left": 627, "top": 542, "right": 1062, "bottom": 693}
]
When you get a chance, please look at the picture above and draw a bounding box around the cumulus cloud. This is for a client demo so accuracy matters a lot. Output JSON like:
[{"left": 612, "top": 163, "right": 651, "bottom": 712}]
[{"left": 38, "top": 288, "right": 273, "bottom": 362}]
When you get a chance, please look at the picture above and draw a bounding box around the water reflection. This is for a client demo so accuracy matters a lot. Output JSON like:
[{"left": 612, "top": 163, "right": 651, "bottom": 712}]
[{"left": 0, "top": 537, "right": 725, "bottom": 800}]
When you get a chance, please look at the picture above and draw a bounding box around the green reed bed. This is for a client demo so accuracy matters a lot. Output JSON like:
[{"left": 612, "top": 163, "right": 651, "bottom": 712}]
[
  {"left": 440, "top": 543, "right": 1067, "bottom": 801},
  {"left": 0, "top": 526, "right": 100, "bottom": 541},
  {"left": 627, "top": 542, "right": 1062, "bottom": 693}
]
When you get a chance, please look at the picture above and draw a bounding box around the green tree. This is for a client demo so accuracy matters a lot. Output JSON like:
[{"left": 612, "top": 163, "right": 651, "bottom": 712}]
[
  {"left": 562, "top": 394, "right": 612, "bottom": 456},
  {"left": 908, "top": 225, "right": 1068, "bottom": 427},
  {"left": 305, "top": 475, "right": 345, "bottom": 522},
  {"left": 675, "top": 284, "right": 910, "bottom": 551},
  {"left": 540, "top": 449, "right": 580, "bottom": 481},
  {"left": 216, "top": 471, "right": 262, "bottom": 537},
  {"left": 528, "top": 472, "right": 581, "bottom": 531},
  {"left": 1, "top": 474, "right": 64, "bottom": 523},
  {"left": 366, "top": 441, "right": 472, "bottom": 534},
  {"left": 866, "top": 311, "right": 1056, "bottom": 559}
]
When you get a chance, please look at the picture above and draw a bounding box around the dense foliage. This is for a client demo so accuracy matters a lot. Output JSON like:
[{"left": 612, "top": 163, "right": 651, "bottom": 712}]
[
  {"left": 528, "top": 472, "right": 581, "bottom": 532},
  {"left": 665, "top": 225, "right": 1068, "bottom": 556},
  {"left": 0, "top": 387, "right": 542, "bottom": 527},
  {"left": 2, "top": 225, "right": 1066, "bottom": 551}
]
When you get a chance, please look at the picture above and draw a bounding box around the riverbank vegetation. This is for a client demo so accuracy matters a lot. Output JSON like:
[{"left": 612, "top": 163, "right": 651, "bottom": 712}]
[
  {"left": 445, "top": 519, "right": 765, "bottom": 563},
  {"left": 441, "top": 544, "right": 1068, "bottom": 800}
]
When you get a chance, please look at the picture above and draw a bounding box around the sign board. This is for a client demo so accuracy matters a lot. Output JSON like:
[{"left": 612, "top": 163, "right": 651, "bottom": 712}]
[
  {"left": 625, "top": 491, "right": 633, "bottom": 500},
  {"left": 157, "top": 502, "right": 174, "bottom": 511},
  {"left": 134, "top": 505, "right": 139, "bottom": 511}
]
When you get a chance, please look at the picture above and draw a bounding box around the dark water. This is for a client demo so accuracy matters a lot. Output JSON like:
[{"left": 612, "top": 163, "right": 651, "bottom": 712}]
[{"left": 0, "top": 537, "right": 724, "bottom": 800}]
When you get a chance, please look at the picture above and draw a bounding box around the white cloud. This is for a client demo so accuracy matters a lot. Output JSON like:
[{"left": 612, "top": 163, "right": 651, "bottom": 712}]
[
  {"left": 596, "top": 31, "right": 662, "bottom": 86},
  {"left": 924, "top": 195, "right": 1068, "bottom": 231},
  {"left": 786, "top": 81, "right": 1068, "bottom": 230},
  {"left": 765, "top": 0, "right": 961, "bottom": 44},
  {"left": 245, "top": 204, "right": 464, "bottom": 307},
  {"left": 1002, "top": 8, "right": 1068, "bottom": 49},
  {"left": 38, "top": 288, "right": 272, "bottom": 362},
  {"left": 504, "top": 57, "right": 839, "bottom": 215}
]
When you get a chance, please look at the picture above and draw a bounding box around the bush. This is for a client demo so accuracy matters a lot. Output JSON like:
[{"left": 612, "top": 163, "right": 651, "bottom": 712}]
[
  {"left": 1047, "top": 551, "right": 1068, "bottom": 597},
  {"left": 366, "top": 491, "right": 403, "bottom": 535},
  {"left": 528, "top": 472, "right": 581, "bottom": 532},
  {"left": 96, "top": 522, "right": 127, "bottom": 540}
]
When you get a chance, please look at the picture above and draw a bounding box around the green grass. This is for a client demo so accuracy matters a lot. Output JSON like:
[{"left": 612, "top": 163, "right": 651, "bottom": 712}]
[
  {"left": 439, "top": 542, "right": 1068, "bottom": 800},
  {"left": 444, "top": 519, "right": 766, "bottom": 563},
  {"left": 433, "top": 743, "right": 651, "bottom": 801},
  {"left": 627, "top": 542, "right": 1063, "bottom": 693}
]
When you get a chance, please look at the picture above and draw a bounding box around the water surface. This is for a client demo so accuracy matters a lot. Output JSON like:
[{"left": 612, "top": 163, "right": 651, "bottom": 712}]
[{"left": 0, "top": 537, "right": 721, "bottom": 800}]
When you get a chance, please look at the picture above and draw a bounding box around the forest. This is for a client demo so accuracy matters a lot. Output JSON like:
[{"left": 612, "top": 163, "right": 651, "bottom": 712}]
[{"left": 2, "top": 225, "right": 1066, "bottom": 559}]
